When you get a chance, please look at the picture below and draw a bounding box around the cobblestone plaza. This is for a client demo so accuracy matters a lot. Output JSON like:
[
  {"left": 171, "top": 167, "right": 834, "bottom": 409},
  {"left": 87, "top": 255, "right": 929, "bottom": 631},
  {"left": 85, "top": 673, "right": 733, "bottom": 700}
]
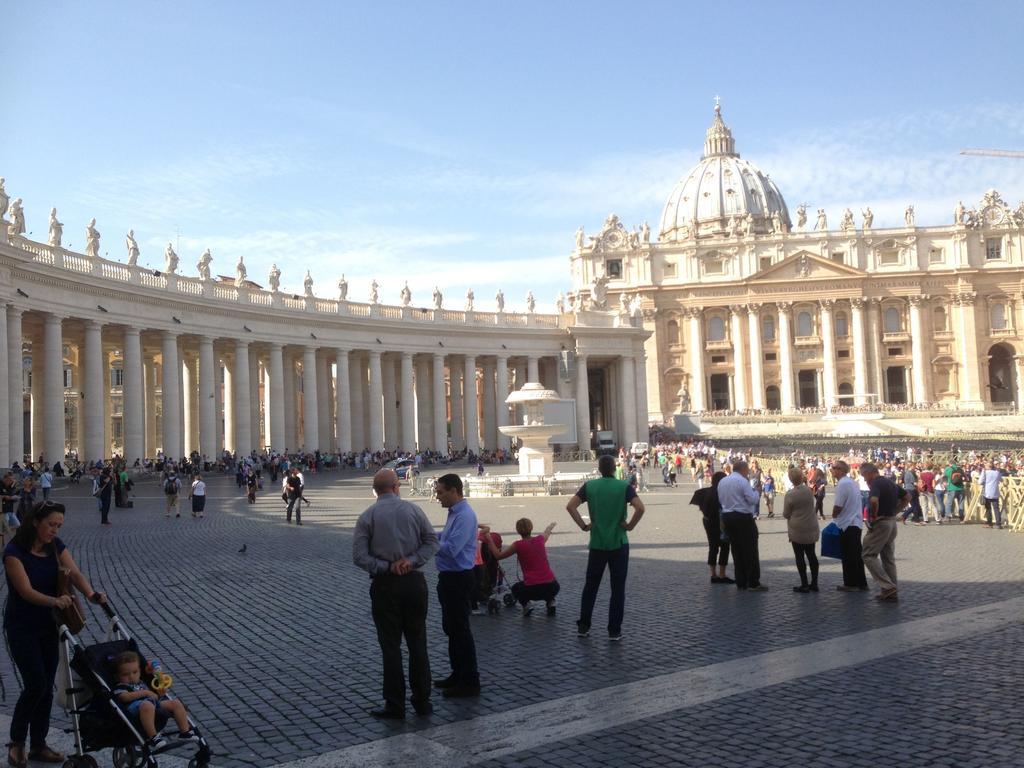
[{"left": 2, "top": 467, "right": 1020, "bottom": 767}]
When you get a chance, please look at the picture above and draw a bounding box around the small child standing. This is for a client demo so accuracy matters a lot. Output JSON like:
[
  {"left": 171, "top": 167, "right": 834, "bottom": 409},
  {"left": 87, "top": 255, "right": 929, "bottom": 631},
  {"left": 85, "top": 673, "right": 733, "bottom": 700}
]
[{"left": 113, "top": 651, "right": 198, "bottom": 752}]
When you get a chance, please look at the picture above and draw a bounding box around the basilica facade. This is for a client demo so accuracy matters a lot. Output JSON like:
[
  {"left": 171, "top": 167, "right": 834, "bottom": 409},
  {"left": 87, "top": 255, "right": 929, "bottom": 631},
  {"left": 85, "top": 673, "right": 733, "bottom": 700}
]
[{"left": 571, "top": 105, "right": 1024, "bottom": 423}]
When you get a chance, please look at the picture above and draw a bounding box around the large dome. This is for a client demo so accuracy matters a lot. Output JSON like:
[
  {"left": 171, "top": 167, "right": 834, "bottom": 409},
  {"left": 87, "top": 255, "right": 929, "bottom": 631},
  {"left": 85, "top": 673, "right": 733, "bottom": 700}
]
[{"left": 658, "top": 105, "right": 790, "bottom": 242}]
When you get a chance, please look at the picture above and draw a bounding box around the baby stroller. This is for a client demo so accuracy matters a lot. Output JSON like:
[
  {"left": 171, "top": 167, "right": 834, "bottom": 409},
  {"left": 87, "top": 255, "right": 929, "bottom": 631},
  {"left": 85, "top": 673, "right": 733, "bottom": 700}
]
[
  {"left": 57, "top": 600, "right": 213, "bottom": 768},
  {"left": 478, "top": 532, "right": 516, "bottom": 614},
  {"left": 68, "top": 466, "right": 84, "bottom": 484}
]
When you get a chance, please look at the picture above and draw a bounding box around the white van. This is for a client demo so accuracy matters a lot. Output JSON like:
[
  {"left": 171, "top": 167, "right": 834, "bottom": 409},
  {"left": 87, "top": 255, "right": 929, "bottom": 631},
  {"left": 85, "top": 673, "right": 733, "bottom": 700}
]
[{"left": 630, "top": 442, "right": 649, "bottom": 458}]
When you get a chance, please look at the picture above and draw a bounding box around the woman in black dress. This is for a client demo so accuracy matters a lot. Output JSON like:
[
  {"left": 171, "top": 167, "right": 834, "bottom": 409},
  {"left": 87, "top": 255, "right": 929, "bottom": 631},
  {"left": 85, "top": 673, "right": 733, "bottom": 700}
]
[{"left": 690, "top": 471, "right": 734, "bottom": 584}]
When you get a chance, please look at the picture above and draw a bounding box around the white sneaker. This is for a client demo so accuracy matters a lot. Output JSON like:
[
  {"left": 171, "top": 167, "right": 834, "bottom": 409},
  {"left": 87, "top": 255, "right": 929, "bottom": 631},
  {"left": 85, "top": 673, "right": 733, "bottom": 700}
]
[
  {"left": 147, "top": 735, "right": 169, "bottom": 753},
  {"left": 522, "top": 604, "right": 534, "bottom": 617}
]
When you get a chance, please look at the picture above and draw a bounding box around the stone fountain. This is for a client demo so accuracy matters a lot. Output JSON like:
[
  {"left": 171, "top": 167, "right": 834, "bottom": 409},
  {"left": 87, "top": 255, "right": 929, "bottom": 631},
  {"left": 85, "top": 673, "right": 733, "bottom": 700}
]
[{"left": 499, "top": 383, "right": 565, "bottom": 477}]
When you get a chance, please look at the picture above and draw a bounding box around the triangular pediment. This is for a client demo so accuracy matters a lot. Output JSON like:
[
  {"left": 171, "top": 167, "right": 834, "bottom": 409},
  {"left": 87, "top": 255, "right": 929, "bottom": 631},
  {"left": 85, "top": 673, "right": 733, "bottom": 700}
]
[{"left": 752, "top": 250, "right": 865, "bottom": 282}]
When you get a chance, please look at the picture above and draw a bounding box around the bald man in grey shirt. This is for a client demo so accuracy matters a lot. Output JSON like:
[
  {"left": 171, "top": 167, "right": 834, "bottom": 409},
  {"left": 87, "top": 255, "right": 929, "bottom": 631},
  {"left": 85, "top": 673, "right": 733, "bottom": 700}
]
[{"left": 353, "top": 469, "right": 439, "bottom": 719}]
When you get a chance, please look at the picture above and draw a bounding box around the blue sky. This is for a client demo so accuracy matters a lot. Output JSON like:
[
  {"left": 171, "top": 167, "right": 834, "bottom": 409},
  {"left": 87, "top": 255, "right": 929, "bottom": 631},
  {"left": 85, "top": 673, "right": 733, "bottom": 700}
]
[{"left": 5, "top": 1, "right": 1024, "bottom": 310}]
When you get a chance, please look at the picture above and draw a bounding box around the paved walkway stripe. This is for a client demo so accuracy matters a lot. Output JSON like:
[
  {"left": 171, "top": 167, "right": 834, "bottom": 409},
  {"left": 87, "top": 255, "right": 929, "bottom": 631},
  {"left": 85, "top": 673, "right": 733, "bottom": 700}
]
[{"left": 272, "top": 595, "right": 1024, "bottom": 768}]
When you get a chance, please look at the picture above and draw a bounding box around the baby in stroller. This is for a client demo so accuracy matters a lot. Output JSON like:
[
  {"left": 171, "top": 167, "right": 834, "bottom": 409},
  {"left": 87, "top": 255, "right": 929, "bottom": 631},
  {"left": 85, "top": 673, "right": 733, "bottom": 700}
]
[{"left": 113, "top": 651, "right": 199, "bottom": 752}]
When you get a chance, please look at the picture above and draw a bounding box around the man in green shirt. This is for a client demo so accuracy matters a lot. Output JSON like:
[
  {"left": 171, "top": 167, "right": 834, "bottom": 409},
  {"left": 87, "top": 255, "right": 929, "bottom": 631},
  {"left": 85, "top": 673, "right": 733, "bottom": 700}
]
[
  {"left": 943, "top": 462, "right": 965, "bottom": 522},
  {"left": 567, "top": 455, "right": 645, "bottom": 640}
]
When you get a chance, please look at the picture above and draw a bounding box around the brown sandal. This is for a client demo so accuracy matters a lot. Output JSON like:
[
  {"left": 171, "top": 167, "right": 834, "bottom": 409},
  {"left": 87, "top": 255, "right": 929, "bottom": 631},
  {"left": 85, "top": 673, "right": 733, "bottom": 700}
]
[
  {"left": 5, "top": 742, "right": 26, "bottom": 768},
  {"left": 27, "top": 744, "right": 64, "bottom": 763}
]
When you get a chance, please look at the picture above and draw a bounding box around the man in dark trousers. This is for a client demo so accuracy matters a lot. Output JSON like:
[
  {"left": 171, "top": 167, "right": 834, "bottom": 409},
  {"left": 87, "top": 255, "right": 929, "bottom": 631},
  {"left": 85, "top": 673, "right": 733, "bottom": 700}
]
[
  {"left": 284, "top": 468, "right": 303, "bottom": 525},
  {"left": 567, "top": 454, "right": 645, "bottom": 640},
  {"left": 432, "top": 474, "right": 481, "bottom": 698},
  {"left": 352, "top": 469, "right": 438, "bottom": 719}
]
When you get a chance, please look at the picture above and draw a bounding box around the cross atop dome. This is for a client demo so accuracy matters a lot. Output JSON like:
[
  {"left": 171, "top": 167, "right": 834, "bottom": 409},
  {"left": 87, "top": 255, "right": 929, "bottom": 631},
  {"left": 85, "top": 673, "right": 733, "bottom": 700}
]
[{"left": 702, "top": 98, "right": 737, "bottom": 159}]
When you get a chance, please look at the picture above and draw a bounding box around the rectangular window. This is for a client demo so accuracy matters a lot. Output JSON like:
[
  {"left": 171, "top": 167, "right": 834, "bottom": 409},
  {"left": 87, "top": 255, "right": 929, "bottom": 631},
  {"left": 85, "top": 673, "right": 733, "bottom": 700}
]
[
  {"left": 759, "top": 256, "right": 772, "bottom": 272},
  {"left": 704, "top": 259, "right": 724, "bottom": 275},
  {"left": 606, "top": 259, "right": 623, "bottom": 279},
  {"left": 879, "top": 249, "right": 900, "bottom": 266},
  {"left": 710, "top": 355, "right": 726, "bottom": 364},
  {"left": 986, "top": 238, "right": 1002, "bottom": 260},
  {"left": 663, "top": 262, "right": 677, "bottom": 278},
  {"left": 110, "top": 367, "right": 124, "bottom": 387},
  {"left": 837, "top": 349, "right": 850, "bottom": 359},
  {"left": 887, "top": 347, "right": 903, "bottom": 356},
  {"left": 112, "top": 417, "right": 123, "bottom": 441},
  {"left": 929, "top": 248, "right": 944, "bottom": 264},
  {"left": 831, "top": 252, "right": 845, "bottom": 263},
  {"left": 63, "top": 368, "right": 73, "bottom": 389},
  {"left": 764, "top": 352, "right": 777, "bottom": 362}
]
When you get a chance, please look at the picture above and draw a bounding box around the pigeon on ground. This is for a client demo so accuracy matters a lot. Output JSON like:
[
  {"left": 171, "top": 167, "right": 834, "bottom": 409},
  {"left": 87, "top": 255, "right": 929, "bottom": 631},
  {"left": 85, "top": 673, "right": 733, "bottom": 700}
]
[{"left": 238, "top": 544, "right": 247, "bottom": 554}]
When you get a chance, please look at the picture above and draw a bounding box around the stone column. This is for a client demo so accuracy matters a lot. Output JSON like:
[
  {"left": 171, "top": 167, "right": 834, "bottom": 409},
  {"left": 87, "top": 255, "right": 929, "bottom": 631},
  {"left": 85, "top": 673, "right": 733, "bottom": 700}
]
[
  {"left": 527, "top": 356, "right": 540, "bottom": 383},
  {"left": 197, "top": 337, "right": 216, "bottom": 460},
  {"left": 367, "top": 350, "right": 384, "bottom": 450},
  {"left": 1014, "top": 356, "right": 1024, "bottom": 411},
  {"left": 850, "top": 299, "right": 868, "bottom": 406},
  {"left": 223, "top": 359, "right": 235, "bottom": 453},
  {"left": 302, "top": 346, "right": 318, "bottom": 451},
  {"left": 349, "top": 354, "right": 366, "bottom": 451},
  {"left": 282, "top": 353, "right": 296, "bottom": 450},
  {"left": 415, "top": 357, "right": 431, "bottom": 450},
  {"left": 481, "top": 359, "right": 496, "bottom": 449},
  {"left": 144, "top": 357, "right": 157, "bottom": 458},
  {"left": 122, "top": 328, "right": 143, "bottom": 463},
  {"left": 381, "top": 356, "right": 398, "bottom": 448},
  {"left": 6, "top": 306, "right": 22, "bottom": 464},
  {"left": 400, "top": 352, "right": 416, "bottom": 450},
  {"left": 266, "top": 344, "right": 285, "bottom": 452},
  {"left": 30, "top": 336, "right": 43, "bottom": 461},
  {"left": 686, "top": 309, "right": 706, "bottom": 412},
  {"left": 619, "top": 356, "right": 638, "bottom": 446},
  {"left": 495, "top": 355, "right": 510, "bottom": 451},
  {"left": 746, "top": 304, "right": 764, "bottom": 410},
  {"left": 463, "top": 355, "right": 479, "bottom": 453},
  {"left": 83, "top": 320, "right": 105, "bottom": 463},
  {"left": 0, "top": 305, "right": 8, "bottom": 469},
  {"left": 820, "top": 299, "right": 837, "bottom": 409},
  {"left": 867, "top": 299, "right": 885, "bottom": 403},
  {"left": 729, "top": 306, "right": 748, "bottom": 411},
  {"left": 954, "top": 292, "right": 983, "bottom": 407},
  {"left": 317, "top": 354, "right": 331, "bottom": 450},
  {"left": 182, "top": 355, "right": 196, "bottom": 456},
  {"left": 213, "top": 355, "right": 224, "bottom": 456},
  {"left": 777, "top": 303, "right": 795, "bottom": 412},
  {"left": 41, "top": 315, "right": 65, "bottom": 465},
  {"left": 432, "top": 354, "right": 447, "bottom": 452},
  {"left": 575, "top": 355, "right": 590, "bottom": 451},
  {"left": 234, "top": 340, "right": 252, "bottom": 455},
  {"left": 334, "top": 349, "right": 352, "bottom": 453},
  {"left": 162, "top": 331, "right": 182, "bottom": 458},
  {"left": 908, "top": 295, "right": 930, "bottom": 404},
  {"left": 634, "top": 343, "right": 649, "bottom": 440},
  {"left": 249, "top": 352, "right": 261, "bottom": 450},
  {"left": 450, "top": 363, "right": 464, "bottom": 450}
]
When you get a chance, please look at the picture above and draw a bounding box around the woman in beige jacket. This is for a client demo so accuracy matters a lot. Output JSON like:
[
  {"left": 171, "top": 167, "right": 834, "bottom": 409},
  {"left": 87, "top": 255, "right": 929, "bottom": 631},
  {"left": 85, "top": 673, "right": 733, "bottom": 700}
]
[{"left": 783, "top": 467, "right": 820, "bottom": 593}]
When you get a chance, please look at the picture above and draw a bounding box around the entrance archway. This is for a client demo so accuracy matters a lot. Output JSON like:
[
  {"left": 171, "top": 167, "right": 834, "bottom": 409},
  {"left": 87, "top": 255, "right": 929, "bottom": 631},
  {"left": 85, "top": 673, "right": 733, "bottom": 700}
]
[
  {"left": 838, "top": 382, "right": 854, "bottom": 406},
  {"left": 886, "top": 366, "right": 908, "bottom": 404},
  {"left": 987, "top": 343, "right": 1017, "bottom": 405},
  {"left": 765, "top": 385, "right": 781, "bottom": 411},
  {"left": 709, "top": 373, "right": 731, "bottom": 410},
  {"left": 797, "top": 370, "right": 818, "bottom": 408}
]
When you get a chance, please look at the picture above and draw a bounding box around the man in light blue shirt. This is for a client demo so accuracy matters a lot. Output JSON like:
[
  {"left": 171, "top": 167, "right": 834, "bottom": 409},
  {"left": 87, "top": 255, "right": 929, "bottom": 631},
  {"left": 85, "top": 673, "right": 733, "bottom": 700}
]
[
  {"left": 433, "top": 474, "right": 481, "bottom": 698},
  {"left": 981, "top": 462, "right": 1004, "bottom": 529},
  {"left": 717, "top": 461, "right": 767, "bottom": 591}
]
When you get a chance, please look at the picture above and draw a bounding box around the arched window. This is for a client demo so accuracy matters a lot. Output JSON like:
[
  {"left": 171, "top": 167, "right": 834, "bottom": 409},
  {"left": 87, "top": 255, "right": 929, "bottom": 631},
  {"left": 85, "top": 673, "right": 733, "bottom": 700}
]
[
  {"left": 762, "top": 315, "right": 775, "bottom": 342},
  {"left": 707, "top": 315, "right": 726, "bottom": 341},
  {"left": 834, "top": 312, "right": 849, "bottom": 337},
  {"left": 991, "top": 302, "right": 1007, "bottom": 330},
  {"left": 666, "top": 319, "right": 680, "bottom": 346},
  {"left": 884, "top": 307, "right": 901, "bottom": 333},
  {"left": 933, "top": 305, "right": 947, "bottom": 331},
  {"left": 796, "top": 311, "right": 813, "bottom": 337}
]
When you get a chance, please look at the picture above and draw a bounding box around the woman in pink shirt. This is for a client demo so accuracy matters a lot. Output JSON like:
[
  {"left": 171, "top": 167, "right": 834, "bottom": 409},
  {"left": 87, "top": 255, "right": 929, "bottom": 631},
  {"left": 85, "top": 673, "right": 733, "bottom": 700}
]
[{"left": 480, "top": 519, "right": 559, "bottom": 617}]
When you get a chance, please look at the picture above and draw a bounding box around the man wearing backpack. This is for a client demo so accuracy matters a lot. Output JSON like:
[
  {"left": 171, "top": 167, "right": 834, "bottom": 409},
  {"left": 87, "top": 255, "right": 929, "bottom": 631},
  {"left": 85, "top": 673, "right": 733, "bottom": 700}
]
[
  {"left": 943, "top": 462, "right": 965, "bottom": 522},
  {"left": 163, "top": 471, "right": 182, "bottom": 518}
]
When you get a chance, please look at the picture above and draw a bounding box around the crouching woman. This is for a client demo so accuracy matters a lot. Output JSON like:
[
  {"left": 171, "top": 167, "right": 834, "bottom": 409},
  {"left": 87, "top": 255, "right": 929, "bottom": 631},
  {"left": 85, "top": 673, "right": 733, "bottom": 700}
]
[{"left": 480, "top": 519, "right": 560, "bottom": 616}]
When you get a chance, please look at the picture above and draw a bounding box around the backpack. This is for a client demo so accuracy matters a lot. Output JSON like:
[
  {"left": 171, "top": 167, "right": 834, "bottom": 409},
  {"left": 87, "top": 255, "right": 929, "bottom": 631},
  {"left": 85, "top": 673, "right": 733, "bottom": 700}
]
[
  {"left": 164, "top": 477, "right": 177, "bottom": 495},
  {"left": 950, "top": 469, "right": 963, "bottom": 486}
]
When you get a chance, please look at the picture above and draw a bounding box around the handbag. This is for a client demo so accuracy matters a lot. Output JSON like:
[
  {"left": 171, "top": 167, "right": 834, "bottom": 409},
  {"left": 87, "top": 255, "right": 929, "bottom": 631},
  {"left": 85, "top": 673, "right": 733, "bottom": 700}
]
[
  {"left": 820, "top": 522, "right": 842, "bottom": 559},
  {"left": 53, "top": 566, "right": 87, "bottom": 635}
]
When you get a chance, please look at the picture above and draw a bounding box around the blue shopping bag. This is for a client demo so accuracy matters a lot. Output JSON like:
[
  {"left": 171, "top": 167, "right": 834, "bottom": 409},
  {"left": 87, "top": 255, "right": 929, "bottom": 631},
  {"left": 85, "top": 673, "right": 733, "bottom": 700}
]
[{"left": 821, "top": 522, "right": 842, "bottom": 559}]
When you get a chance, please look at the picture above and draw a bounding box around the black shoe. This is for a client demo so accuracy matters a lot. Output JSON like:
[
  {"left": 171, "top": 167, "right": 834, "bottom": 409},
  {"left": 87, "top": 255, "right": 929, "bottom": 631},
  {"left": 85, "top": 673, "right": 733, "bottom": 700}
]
[
  {"left": 809, "top": 584, "right": 819, "bottom": 592},
  {"left": 370, "top": 707, "right": 405, "bottom": 720},
  {"left": 718, "top": 576, "right": 736, "bottom": 584},
  {"left": 710, "top": 576, "right": 724, "bottom": 583},
  {"left": 433, "top": 676, "right": 457, "bottom": 689},
  {"left": 442, "top": 684, "right": 481, "bottom": 698},
  {"left": 576, "top": 621, "right": 590, "bottom": 637},
  {"left": 546, "top": 600, "right": 556, "bottom": 617},
  {"left": 793, "top": 585, "right": 810, "bottom": 593},
  {"left": 412, "top": 702, "right": 433, "bottom": 716}
]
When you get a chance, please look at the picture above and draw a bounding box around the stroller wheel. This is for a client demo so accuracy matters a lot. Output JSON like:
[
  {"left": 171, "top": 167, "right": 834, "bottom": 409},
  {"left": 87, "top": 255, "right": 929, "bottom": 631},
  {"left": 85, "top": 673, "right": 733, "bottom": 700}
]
[
  {"left": 487, "top": 598, "right": 499, "bottom": 615},
  {"left": 113, "top": 746, "right": 140, "bottom": 768},
  {"left": 188, "top": 758, "right": 211, "bottom": 768},
  {"left": 503, "top": 593, "right": 516, "bottom": 607}
]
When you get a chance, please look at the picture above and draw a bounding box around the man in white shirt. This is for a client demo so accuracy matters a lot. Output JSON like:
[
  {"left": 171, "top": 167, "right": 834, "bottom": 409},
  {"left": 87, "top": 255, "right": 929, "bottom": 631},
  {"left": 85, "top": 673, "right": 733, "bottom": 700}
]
[
  {"left": 831, "top": 461, "right": 868, "bottom": 592},
  {"left": 981, "top": 462, "right": 1004, "bottom": 529},
  {"left": 717, "top": 461, "right": 766, "bottom": 591}
]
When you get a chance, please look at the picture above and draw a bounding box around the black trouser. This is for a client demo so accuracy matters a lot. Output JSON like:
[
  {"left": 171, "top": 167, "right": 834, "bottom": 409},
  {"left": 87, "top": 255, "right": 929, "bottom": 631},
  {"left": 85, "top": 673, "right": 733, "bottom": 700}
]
[
  {"left": 901, "top": 489, "right": 921, "bottom": 521},
  {"left": 791, "top": 542, "right": 819, "bottom": 587},
  {"left": 370, "top": 571, "right": 431, "bottom": 712},
  {"left": 7, "top": 628, "right": 59, "bottom": 747},
  {"left": 100, "top": 498, "right": 111, "bottom": 524},
  {"left": 840, "top": 526, "right": 868, "bottom": 588},
  {"left": 510, "top": 579, "right": 560, "bottom": 606},
  {"left": 436, "top": 569, "right": 479, "bottom": 686},
  {"left": 721, "top": 513, "right": 760, "bottom": 588},
  {"left": 578, "top": 545, "right": 629, "bottom": 635},
  {"left": 285, "top": 493, "right": 301, "bottom": 523},
  {"left": 702, "top": 516, "right": 730, "bottom": 568},
  {"left": 814, "top": 494, "right": 825, "bottom": 518}
]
